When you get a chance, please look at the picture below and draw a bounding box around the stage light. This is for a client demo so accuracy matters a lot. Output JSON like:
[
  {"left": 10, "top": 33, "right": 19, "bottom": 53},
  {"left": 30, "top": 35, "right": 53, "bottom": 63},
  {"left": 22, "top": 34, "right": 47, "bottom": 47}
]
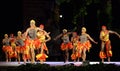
[{"left": 59, "top": 15, "right": 63, "bottom": 18}]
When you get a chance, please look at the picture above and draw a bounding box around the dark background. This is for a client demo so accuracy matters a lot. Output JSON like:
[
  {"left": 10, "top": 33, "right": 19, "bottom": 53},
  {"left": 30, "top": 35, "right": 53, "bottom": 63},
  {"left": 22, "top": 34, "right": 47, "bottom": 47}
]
[{"left": 0, "top": 0, "right": 120, "bottom": 62}]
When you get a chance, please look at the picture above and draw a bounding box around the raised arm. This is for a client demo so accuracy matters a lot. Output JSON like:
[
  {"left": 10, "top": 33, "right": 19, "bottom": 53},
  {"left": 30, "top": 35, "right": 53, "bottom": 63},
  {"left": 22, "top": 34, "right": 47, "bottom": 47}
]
[{"left": 87, "top": 34, "right": 98, "bottom": 44}]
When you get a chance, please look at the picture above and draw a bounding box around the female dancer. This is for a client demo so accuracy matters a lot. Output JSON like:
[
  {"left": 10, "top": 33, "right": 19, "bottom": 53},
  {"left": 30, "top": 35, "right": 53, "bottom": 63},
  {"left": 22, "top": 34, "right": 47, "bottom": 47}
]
[
  {"left": 79, "top": 27, "right": 97, "bottom": 61},
  {"left": 99, "top": 25, "right": 120, "bottom": 63},
  {"left": 9, "top": 33, "right": 17, "bottom": 61},
  {"left": 2, "top": 34, "right": 12, "bottom": 62},
  {"left": 25, "top": 19, "right": 37, "bottom": 63},
  {"left": 16, "top": 31, "right": 25, "bottom": 64},
  {"left": 54, "top": 29, "right": 73, "bottom": 63},
  {"left": 71, "top": 32, "right": 81, "bottom": 62},
  {"left": 35, "top": 24, "right": 51, "bottom": 64}
]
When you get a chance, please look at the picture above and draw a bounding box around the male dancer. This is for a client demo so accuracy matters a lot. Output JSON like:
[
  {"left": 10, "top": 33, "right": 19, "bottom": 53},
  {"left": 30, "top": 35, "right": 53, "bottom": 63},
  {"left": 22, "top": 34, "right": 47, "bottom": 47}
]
[{"left": 99, "top": 25, "right": 120, "bottom": 62}]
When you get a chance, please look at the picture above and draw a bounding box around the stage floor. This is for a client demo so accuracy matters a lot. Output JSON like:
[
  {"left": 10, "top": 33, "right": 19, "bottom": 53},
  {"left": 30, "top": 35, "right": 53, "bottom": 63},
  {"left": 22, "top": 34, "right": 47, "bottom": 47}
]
[{"left": 0, "top": 61, "right": 120, "bottom": 66}]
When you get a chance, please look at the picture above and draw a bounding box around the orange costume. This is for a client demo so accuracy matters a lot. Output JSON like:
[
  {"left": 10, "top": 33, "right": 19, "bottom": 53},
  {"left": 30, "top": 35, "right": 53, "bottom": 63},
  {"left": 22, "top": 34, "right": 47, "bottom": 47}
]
[
  {"left": 54, "top": 29, "right": 73, "bottom": 62},
  {"left": 79, "top": 34, "right": 91, "bottom": 52},
  {"left": 75, "top": 27, "right": 97, "bottom": 62},
  {"left": 99, "top": 30, "right": 112, "bottom": 59},
  {"left": 9, "top": 34, "right": 17, "bottom": 59},
  {"left": 22, "top": 38, "right": 31, "bottom": 61},
  {"left": 60, "top": 34, "right": 73, "bottom": 51},
  {"left": 71, "top": 32, "right": 81, "bottom": 60},
  {"left": 35, "top": 30, "right": 49, "bottom": 62},
  {"left": 2, "top": 34, "right": 13, "bottom": 62}
]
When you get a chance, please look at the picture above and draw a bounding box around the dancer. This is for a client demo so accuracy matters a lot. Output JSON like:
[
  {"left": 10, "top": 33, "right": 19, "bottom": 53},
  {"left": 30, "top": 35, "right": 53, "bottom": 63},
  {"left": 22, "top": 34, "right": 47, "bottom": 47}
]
[
  {"left": 99, "top": 25, "right": 120, "bottom": 63},
  {"left": 9, "top": 33, "right": 17, "bottom": 61},
  {"left": 16, "top": 31, "right": 25, "bottom": 64},
  {"left": 2, "top": 34, "right": 12, "bottom": 62},
  {"left": 25, "top": 19, "right": 37, "bottom": 63},
  {"left": 22, "top": 36, "right": 31, "bottom": 64},
  {"left": 54, "top": 29, "right": 73, "bottom": 63},
  {"left": 35, "top": 24, "right": 51, "bottom": 64},
  {"left": 71, "top": 32, "right": 81, "bottom": 62},
  {"left": 79, "top": 27, "right": 97, "bottom": 61}
]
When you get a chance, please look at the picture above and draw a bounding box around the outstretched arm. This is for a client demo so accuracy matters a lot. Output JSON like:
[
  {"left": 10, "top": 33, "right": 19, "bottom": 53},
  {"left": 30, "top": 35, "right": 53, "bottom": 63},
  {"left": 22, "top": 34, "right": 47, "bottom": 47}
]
[
  {"left": 67, "top": 32, "right": 73, "bottom": 35},
  {"left": 87, "top": 34, "right": 98, "bottom": 44},
  {"left": 54, "top": 34, "right": 63, "bottom": 40},
  {"left": 109, "top": 30, "right": 120, "bottom": 38}
]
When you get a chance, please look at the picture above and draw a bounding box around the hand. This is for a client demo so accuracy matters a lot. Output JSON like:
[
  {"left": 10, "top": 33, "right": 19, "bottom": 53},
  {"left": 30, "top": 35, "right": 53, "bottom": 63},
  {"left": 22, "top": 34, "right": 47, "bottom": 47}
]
[
  {"left": 94, "top": 41, "right": 98, "bottom": 44},
  {"left": 44, "top": 40, "right": 47, "bottom": 43},
  {"left": 47, "top": 50, "right": 49, "bottom": 54},
  {"left": 48, "top": 32, "right": 51, "bottom": 35},
  {"left": 53, "top": 38, "right": 57, "bottom": 41},
  {"left": 88, "top": 49, "right": 90, "bottom": 52}
]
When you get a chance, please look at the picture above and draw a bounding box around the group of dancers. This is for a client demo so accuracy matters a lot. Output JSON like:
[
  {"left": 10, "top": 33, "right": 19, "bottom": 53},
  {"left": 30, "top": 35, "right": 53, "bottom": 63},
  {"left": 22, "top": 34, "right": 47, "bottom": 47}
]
[
  {"left": 54, "top": 25, "right": 120, "bottom": 63},
  {"left": 2, "top": 19, "right": 51, "bottom": 64},
  {"left": 2, "top": 19, "right": 120, "bottom": 64}
]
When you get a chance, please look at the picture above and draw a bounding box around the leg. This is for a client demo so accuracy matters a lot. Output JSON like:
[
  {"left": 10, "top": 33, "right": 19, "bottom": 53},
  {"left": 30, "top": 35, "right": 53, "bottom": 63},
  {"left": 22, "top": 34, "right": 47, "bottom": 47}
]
[
  {"left": 101, "top": 41, "right": 105, "bottom": 63},
  {"left": 5, "top": 52, "right": 8, "bottom": 62},
  {"left": 72, "top": 47, "right": 76, "bottom": 62},
  {"left": 40, "top": 44, "right": 44, "bottom": 64},
  {"left": 31, "top": 48, "right": 35, "bottom": 63},
  {"left": 77, "top": 49, "right": 82, "bottom": 62},
  {"left": 82, "top": 48, "right": 86, "bottom": 61},
  {"left": 17, "top": 53, "right": 20, "bottom": 64},
  {"left": 23, "top": 54, "right": 26, "bottom": 64},
  {"left": 108, "top": 57, "right": 110, "bottom": 62},
  {"left": 65, "top": 48, "right": 69, "bottom": 62},
  {"left": 106, "top": 40, "right": 112, "bottom": 62}
]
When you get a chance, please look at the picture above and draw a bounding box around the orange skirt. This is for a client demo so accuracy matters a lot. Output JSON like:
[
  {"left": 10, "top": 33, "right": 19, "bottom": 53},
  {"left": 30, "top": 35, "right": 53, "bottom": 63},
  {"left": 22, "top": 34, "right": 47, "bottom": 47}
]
[
  {"left": 23, "top": 54, "right": 31, "bottom": 60},
  {"left": 9, "top": 52, "right": 17, "bottom": 58},
  {"left": 71, "top": 52, "right": 81, "bottom": 60},
  {"left": 36, "top": 53, "right": 48, "bottom": 61},
  {"left": 61, "top": 42, "right": 73, "bottom": 51},
  {"left": 73, "top": 41, "right": 81, "bottom": 50},
  {"left": 34, "top": 39, "right": 41, "bottom": 49},
  {"left": 2, "top": 46, "right": 13, "bottom": 52},
  {"left": 16, "top": 46, "right": 21, "bottom": 53},
  {"left": 71, "top": 53, "right": 77, "bottom": 60},
  {"left": 79, "top": 40, "right": 91, "bottom": 50}
]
